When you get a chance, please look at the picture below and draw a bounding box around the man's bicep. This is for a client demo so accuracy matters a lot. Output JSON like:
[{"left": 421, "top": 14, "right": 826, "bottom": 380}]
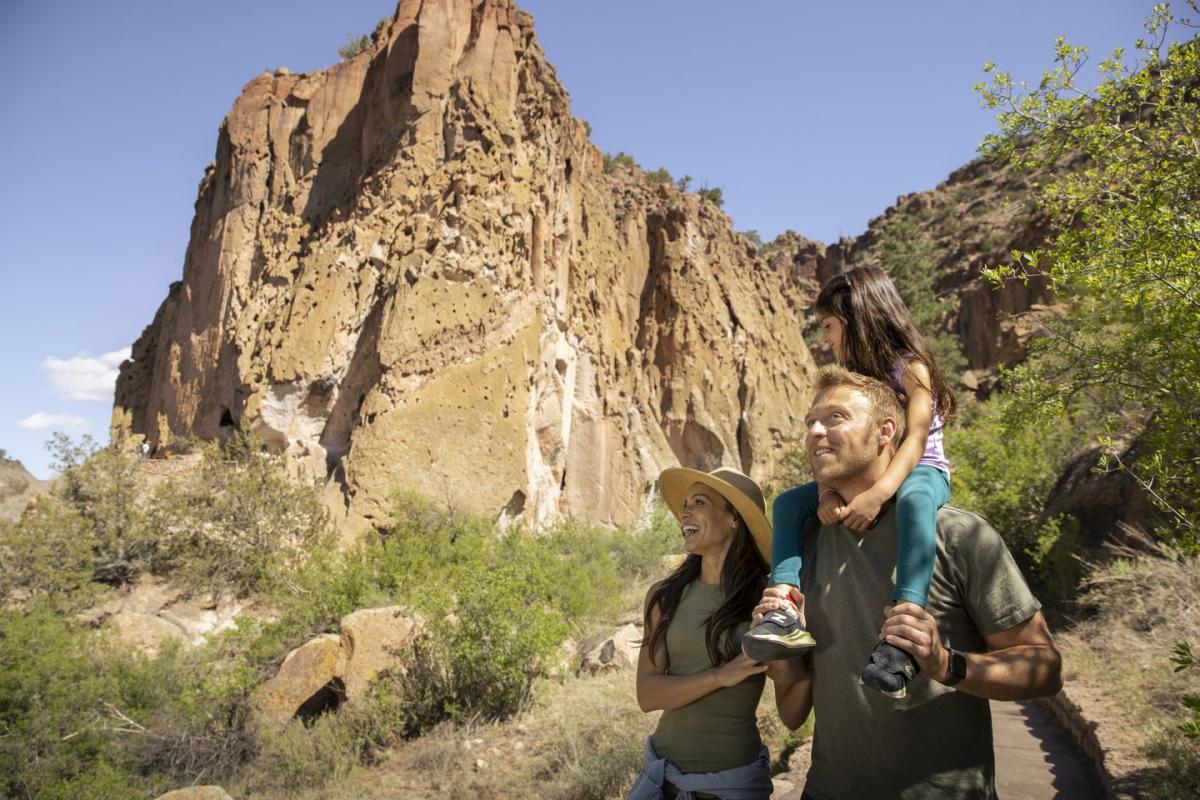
[{"left": 983, "top": 609, "right": 1055, "bottom": 651}]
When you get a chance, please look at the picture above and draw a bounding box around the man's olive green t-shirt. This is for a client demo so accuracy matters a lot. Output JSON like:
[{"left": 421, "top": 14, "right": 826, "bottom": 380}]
[
  {"left": 799, "top": 505, "right": 1042, "bottom": 800},
  {"left": 651, "top": 579, "right": 765, "bottom": 774}
]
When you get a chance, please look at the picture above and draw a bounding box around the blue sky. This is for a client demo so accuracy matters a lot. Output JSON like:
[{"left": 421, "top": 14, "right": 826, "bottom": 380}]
[{"left": 0, "top": 0, "right": 1175, "bottom": 477}]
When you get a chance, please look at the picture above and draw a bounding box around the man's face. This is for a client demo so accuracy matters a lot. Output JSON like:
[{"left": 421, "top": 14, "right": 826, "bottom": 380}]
[{"left": 805, "top": 385, "right": 884, "bottom": 484}]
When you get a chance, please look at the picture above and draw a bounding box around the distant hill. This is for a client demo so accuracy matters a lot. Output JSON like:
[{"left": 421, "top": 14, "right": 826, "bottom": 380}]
[{"left": 0, "top": 453, "right": 47, "bottom": 522}]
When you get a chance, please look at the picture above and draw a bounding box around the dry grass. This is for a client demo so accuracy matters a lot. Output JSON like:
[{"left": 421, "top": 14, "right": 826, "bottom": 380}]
[
  {"left": 246, "top": 664, "right": 811, "bottom": 799},
  {"left": 1057, "top": 533, "right": 1200, "bottom": 798}
]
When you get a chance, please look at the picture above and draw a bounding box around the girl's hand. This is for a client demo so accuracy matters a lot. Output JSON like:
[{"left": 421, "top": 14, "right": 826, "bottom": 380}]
[
  {"left": 714, "top": 653, "right": 769, "bottom": 687},
  {"left": 816, "top": 490, "right": 845, "bottom": 525},
  {"left": 841, "top": 489, "right": 886, "bottom": 530}
]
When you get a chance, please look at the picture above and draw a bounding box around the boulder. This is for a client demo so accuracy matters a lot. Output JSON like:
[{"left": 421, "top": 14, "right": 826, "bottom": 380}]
[
  {"left": 249, "top": 633, "right": 344, "bottom": 731},
  {"left": 338, "top": 606, "right": 424, "bottom": 702},
  {"left": 580, "top": 623, "right": 642, "bottom": 673}
]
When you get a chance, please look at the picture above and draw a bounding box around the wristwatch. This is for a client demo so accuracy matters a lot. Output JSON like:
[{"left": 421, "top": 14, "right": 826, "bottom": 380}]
[{"left": 941, "top": 648, "right": 967, "bottom": 687}]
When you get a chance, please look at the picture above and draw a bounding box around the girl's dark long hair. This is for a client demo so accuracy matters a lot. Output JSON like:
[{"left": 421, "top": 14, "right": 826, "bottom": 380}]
[
  {"left": 643, "top": 503, "right": 768, "bottom": 668},
  {"left": 815, "top": 266, "right": 957, "bottom": 420}
]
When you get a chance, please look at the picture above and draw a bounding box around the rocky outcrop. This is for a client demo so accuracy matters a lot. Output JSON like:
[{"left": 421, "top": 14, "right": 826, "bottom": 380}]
[
  {"left": 249, "top": 606, "right": 424, "bottom": 730},
  {"left": 250, "top": 633, "right": 345, "bottom": 731},
  {"left": 579, "top": 622, "right": 641, "bottom": 673},
  {"left": 339, "top": 606, "right": 423, "bottom": 702},
  {"left": 112, "top": 0, "right": 816, "bottom": 533},
  {"left": 94, "top": 576, "right": 246, "bottom": 656}
]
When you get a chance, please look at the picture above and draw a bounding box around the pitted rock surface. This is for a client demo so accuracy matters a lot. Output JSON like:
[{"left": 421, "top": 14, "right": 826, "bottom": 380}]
[{"left": 111, "top": 0, "right": 817, "bottom": 534}]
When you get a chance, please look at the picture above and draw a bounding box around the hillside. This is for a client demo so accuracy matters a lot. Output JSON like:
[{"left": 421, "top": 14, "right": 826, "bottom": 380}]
[{"left": 0, "top": 454, "right": 46, "bottom": 522}]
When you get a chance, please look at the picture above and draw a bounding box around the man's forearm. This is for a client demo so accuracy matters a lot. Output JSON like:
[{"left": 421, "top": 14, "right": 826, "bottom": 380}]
[{"left": 950, "top": 643, "right": 1062, "bottom": 701}]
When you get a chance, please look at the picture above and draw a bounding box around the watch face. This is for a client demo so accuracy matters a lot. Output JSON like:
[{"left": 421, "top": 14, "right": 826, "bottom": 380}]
[{"left": 950, "top": 650, "right": 967, "bottom": 682}]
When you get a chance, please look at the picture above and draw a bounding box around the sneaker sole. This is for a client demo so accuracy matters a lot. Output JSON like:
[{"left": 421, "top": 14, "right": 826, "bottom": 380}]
[
  {"left": 859, "top": 676, "right": 907, "bottom": 699},
  {"left": 741, "top": 630, "right": 817, "bottom": 662}
]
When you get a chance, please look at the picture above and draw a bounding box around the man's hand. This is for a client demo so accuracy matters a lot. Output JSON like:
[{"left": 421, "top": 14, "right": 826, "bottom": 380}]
[
  {"left": 879, "top": 602, "right": 950, "bottom": 681},
  {"left": 816, "top": 489, "right": 845, "bottom": 525},
  {"left": 840, "top": 488, "right": 887, "bottom": 530},
  {"left": 752, "top": 584, "right": 805, "bottom": 627}
]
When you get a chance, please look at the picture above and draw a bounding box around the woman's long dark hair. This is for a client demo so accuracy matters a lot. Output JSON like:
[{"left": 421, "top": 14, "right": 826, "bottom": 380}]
[
  {"left": 643, "top": 501, "right": 768, "bottom": 669},
  {"left": 815, "top": 266, "right": 957, "bottom": 420}
]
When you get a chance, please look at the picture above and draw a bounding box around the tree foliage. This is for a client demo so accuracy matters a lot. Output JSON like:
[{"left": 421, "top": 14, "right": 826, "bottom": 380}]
[
  {"left": 338, "top": 33, "right": 370, "bottom": 61},
  {"left": 697, "top": 185, "right": 724, "bottom": 207},
  {"left": 975, "top": 2, "right": 1200, "bottom": 545}
]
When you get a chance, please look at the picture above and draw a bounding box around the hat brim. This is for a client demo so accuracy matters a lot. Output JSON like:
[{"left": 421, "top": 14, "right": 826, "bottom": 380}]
[{"left": 657, "top": 467, "right": 772, "bottom": 565}]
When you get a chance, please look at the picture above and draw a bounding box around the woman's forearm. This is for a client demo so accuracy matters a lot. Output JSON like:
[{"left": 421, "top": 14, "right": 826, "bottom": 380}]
[
  {"left": 637, "top": 669, "right": 721, "bottom": 712},
  {"left": 772, "top": 665, "right": 814, "bottom": 730}
]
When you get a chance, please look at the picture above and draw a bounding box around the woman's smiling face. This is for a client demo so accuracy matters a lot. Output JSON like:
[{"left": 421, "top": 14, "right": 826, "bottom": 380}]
[{"left": 679, "top": 482, "right": 738, "bottom": 558}]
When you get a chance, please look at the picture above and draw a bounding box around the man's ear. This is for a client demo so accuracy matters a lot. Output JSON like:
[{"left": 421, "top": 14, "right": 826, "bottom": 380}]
[{"left": 878, "top": 417, "right": 899, "bottom": 448}]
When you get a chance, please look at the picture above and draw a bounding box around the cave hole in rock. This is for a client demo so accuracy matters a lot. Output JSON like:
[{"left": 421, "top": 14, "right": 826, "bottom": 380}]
[
  {"left": 295, "top": 677, "right": 346, "bottom": 725},
  {"left": 219, "top": 407, "right": 236, "bottom": 428},
  {"left": 502, "top": 490, "right": 526, "bottom": 518}
]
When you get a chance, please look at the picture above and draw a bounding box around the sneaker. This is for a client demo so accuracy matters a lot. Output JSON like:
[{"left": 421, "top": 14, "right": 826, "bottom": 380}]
[
  {"left": 859, "top": 641, "right": 920, "bottom": 699},
  {"left": 741, "top": 608, "right": 817, "bottom": 662}
]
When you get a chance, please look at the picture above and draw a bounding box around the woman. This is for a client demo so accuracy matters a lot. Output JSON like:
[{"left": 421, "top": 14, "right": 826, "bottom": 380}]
[{"left": 628, "top": 466, "right": 779, "bottom": 800}]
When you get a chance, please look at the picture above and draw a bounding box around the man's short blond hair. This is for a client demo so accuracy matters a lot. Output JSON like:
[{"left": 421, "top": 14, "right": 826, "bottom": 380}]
[{"left": 814, "top": 365, "right": 906, "bottom": 443}]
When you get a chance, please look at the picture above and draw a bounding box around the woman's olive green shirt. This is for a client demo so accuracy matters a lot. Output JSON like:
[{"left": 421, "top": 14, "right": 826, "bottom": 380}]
[{"left": 651, "top": 579, "right": 764, "bottom": 774}]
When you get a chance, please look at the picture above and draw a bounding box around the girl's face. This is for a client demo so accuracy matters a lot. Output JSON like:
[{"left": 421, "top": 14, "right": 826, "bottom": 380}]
[{"left": 819, "top": 314, "right": 847, "bottom": 363}]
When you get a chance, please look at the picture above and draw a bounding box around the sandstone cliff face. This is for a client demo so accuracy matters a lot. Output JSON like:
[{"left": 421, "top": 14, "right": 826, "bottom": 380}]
[{"left": 113, "top": 0, "right": 816, "bottom": 531}]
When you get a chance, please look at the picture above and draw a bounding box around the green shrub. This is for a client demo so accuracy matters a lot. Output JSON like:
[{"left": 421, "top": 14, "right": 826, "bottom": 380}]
[
  {"left": 0, "top": 606, "right": 148, "bottom": 799},
  {"left": 338, "top": 34, "right": 370, "bottom": 61},
  {"left": 151, "top": 433, "right": 333, "bottom": 594},
  {"left": 697, "top": 185, "right": 724, "bottom": 207},
  {"left": 945, "top": 397, "right": 1083, "bottom": 576},
  {"left": 49, "top": 433, "right": 156, "bottom": 585},
  {"left": 0, "top": 496, "right": 96, "bottom": 606},
  {"left": 644, "top": 167, "right": 672, "bottom": 184},
  {"left": 602, "top": 151, "right": 638, "bottom": 174}
]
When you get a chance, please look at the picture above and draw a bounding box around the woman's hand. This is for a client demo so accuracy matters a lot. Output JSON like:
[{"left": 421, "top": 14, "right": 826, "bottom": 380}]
[
  {"left": 816, "top": 489, "right": 845, "bottom": 525},
  {"left": 840, "top": 488, "right": 887, "bottom": 530},
  {"left": 714, "top": 653, "right": 768, "bottom": 687}
]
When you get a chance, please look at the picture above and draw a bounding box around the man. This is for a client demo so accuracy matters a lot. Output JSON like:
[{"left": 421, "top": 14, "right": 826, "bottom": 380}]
[{"left": 763, "top": 365, "right": 1062, "bottom": 799}]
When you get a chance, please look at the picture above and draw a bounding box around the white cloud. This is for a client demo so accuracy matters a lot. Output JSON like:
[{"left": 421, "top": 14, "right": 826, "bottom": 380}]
[
  {"left": 18, "top": 412, "right": 88, "bottom": 430},
  {"left": 42, "top": 347, "right": 131, "bottom": 402}
]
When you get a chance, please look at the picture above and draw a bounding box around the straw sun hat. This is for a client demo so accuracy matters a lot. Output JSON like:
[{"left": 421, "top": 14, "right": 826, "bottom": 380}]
[{"left": 657, "top": 466, "right": 772, "bottom": 562}]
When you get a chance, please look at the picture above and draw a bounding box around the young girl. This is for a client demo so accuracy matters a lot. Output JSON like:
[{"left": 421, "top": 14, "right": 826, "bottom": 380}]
[{"left": 742, "top": 266, "right": 957, "bottom": 699}]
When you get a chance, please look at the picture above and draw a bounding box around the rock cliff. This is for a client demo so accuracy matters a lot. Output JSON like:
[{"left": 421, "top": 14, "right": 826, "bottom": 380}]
[{"left": 112, "top": 0, "right": 816, "bottom": 531}]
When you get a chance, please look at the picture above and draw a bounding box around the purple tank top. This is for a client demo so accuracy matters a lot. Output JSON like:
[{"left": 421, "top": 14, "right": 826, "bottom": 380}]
[{"left": 887, "top": 357, "right": 951, "bottom": 476}]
